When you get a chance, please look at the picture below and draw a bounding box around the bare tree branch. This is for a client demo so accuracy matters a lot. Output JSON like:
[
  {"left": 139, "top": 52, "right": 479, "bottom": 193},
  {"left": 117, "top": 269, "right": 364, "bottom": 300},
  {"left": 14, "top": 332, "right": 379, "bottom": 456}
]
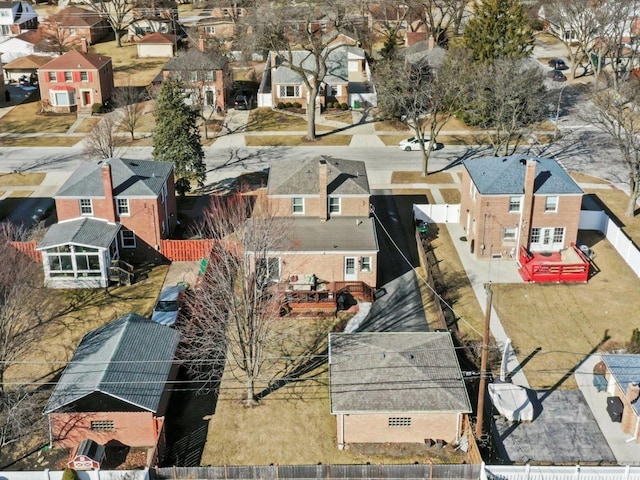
[{"left": 83, "top": 114, "right": 126, "bottom": 159}]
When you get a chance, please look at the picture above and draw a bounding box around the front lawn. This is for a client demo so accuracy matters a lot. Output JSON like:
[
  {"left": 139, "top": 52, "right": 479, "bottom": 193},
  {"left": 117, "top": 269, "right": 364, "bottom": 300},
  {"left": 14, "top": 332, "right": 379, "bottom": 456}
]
[
  {"left": 246, "top": 108, "right": 330, "bottom": 132},
  {"left": 0, "top": 102, "right": 76, "bottom": 134},
  {"left": 244, "top": 134, "right": 352, "bottom": 147},
  {"left": 89, "top": 40, "right": 166, "bottom": 87},
  {"left": 0, "top": 172, "right": 45, "bottom": 187}
]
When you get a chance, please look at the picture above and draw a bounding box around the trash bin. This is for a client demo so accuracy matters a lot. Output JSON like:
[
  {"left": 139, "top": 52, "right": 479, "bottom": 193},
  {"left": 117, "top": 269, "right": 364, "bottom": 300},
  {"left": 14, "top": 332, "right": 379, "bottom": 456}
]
[
  {"left": 353, "top": 100, "right": 360, "bottom": 109},
  {"left": 199, "top": 258, "right": 208, "bottom": 275},
  {"left": 606, "top": 396, "right": 623, "bottom": 422}
]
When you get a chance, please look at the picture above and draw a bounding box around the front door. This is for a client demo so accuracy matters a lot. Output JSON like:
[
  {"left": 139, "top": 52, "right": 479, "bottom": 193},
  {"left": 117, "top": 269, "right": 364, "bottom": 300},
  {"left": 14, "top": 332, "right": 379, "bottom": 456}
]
[
  {"left": 82, "top": 90, "right": 92, "bottom": 106},
  {"left": 344, "top": 257, "right": 357, "bottom": 281}
]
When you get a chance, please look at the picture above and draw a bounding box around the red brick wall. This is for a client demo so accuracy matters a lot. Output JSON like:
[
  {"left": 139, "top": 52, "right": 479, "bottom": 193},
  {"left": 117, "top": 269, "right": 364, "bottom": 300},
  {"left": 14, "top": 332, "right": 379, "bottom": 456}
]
[
  {"left": 38, "top": 65, "right": 111, "bottom": 112},
  {"left": 279, "top": 252, "right": 377, "bottom": 287},
  {"left": 611, "top": 382, "right": 640, "bottom": 441}
]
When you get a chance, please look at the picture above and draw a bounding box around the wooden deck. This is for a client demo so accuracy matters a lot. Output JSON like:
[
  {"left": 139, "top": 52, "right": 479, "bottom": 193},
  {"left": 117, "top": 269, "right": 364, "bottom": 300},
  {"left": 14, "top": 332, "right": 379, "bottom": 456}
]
[{"left": 518, "top": 243, "right": 590, "bottom": 283}]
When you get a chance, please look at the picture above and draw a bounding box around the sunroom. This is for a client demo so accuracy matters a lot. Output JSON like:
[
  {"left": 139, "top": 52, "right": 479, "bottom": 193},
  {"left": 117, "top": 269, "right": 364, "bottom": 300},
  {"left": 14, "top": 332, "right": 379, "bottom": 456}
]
[{"left": 36, "top": 218, "right": 121, "bottom": 289}]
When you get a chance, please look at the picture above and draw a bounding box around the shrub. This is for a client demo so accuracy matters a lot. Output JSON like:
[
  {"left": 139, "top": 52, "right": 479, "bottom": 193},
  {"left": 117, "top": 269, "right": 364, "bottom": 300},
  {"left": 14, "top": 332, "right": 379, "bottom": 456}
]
[
  {"left": 340, "top": 102, "right": 349, "bottom": 110},
  {"left": 292, "top": 101, "right": 302, "bottom": 108},
  {"left": 285, "top": 102, "right": 293, "bottom": 108},
  {"left": 62, "top": 468, "right": 79, "bottom": 480},
  {"left": 276, "top": 102, "right": 285, "bottom": 109},
  {"left": 91, "top": 103, "right": 103, "bottom": 114}
]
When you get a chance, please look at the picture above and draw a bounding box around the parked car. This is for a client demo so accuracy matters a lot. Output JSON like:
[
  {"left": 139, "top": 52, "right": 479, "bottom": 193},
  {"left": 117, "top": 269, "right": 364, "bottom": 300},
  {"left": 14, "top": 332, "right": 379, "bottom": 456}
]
[
  {"left": 399, "top": 137, "right": 437, "bottom": 151},
  {"left": 550, "top": 69, "right": 567, "bottom": 82},
  {"left": 548, "top": 58, "right": 568, "bottom": 70},
  {"left": 234, "top": 94, "right": 250, "bottom": 110},
  {"left": 151, "top": 285, "right": 186, "bottom": 326}
]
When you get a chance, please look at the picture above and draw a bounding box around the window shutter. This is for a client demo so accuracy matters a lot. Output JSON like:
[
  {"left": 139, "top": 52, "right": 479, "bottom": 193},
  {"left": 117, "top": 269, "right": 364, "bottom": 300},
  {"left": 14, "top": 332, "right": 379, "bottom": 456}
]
[
  {"left": 88, "top": 71, "right": 93, "bottom": 82},
  {"left": 56, "top": 71, "right": 64, "bottom": 82},
  {"left": 43, "top": 71, "right": 50, "bottom": 82},
  {"left": 73, "top": 71, "right": 80, "bottom": 82}
]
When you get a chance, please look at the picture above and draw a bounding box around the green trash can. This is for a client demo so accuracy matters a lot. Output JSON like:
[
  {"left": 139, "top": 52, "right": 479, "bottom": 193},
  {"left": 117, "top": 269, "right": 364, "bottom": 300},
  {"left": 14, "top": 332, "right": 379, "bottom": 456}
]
[
  {"left": 199, "top": 258, "right": 208, "bottom": 275},
  {"left": 354, "top": 100, "right": 360, "bottom": 109}
]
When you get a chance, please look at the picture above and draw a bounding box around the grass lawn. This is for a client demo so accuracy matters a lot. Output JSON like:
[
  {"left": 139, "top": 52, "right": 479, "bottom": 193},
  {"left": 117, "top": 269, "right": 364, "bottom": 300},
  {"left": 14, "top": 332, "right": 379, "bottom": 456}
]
[
  {"left": 1, "top": 137, "right": 80, "bottom": 147},
  {"left": 570, "top": 172, "right": 610, "bottom": 185},
  {"left": 0, "top": 172, "right": 45, "bottom": 187},
  {"left": 586, "top": 187, "right": 640, "bottom": 242},
  {"left": 89, "top": 40, "right": 165, "bottom": 87},
  {"left": 391, "top": 171, "right": 457, "bottom": 184},
  {"left": 0, "top": 102, "right": 76, "bottom": 134},
  {"left": 322, "top": 111, "right": 353, "bottom": 123},
  {"left": 246, "top": 108, "right": 330, "bottom": 132},
  {"left": 73, "top": 116, "right": 101, "bottom": 134},
  {"left": 244, "top": 134, "right": 352, "bottom": 147}
]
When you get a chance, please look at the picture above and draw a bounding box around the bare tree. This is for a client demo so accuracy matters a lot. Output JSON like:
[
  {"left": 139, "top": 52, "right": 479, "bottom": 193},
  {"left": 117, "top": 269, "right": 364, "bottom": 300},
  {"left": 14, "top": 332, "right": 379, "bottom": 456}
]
[
  {"left": 408, "top": 0, "right": 470, "bottom": 42},
  {"left": 83, "top": 114, "right": 126, "bottom": 159},
  {"left": 40, "top": 19, "right": 74, "bottom": 55},
  {"left": 82, "top": 0, "right": 133, "bottom": 47},
  {"left": 0, "top": 389, "right": 48, "bottom": 457},
  {"left": 178, "top": 194, "right": 293, "bottom": 406},
  {"left": 251, "top": 0, "right": 359, "bottom": 141},
  {"left": 586, "top": 79, "right": 640, "bottom": 217},
  {"left": 113, "top": 83, "right": 146, "bottom": 141}
]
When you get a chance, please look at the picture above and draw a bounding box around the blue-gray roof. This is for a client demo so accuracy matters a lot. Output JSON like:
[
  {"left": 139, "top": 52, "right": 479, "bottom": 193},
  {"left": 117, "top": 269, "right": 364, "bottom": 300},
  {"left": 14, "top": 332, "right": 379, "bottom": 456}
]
[
  {"left": 463, "top": 155, "right": 583, "bottom": 196},
  {"left": 55, "top": 158, "right": 173, "bottom": 198},
  {"left": 329, "top": 332, "right": 472, "bottom": 414},
  {"left": 272, "top": 47, "right": 350, "bottom": 85},
  {"left": 36, "top": 217, "right": 120, "bottom": 250},
  {"left": 45, "top": 313, "right": 180, "bottom": 414},
  {"left": 601, "top": 354, "right": 640, "bottom": 416}
]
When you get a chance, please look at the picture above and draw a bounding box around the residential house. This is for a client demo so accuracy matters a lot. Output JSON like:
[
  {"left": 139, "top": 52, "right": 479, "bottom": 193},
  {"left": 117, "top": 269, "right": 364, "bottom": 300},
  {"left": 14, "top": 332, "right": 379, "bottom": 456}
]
[
  {"left": 37, "top": 158, "right": 177, "bottom": 288},
  {"left": 39, "top": 6, "right": 109, "bottom": 46},
  {"left": 44, "top": 313, "right": 181, "bottom": 456},
  {"left": 136, "top": 32, "right": 178, "bottom": 58},
  {"left": 2, "top": 53, "right": 49, "bottom": 83},
  {"left": 0, "top": 58, "right": 4, "bottom": 100},
  {"left": 600, "top": 354, "right": 640, "bottom": 442},
  {"left": 329, "top": 332, "right": 472, "bottom": 448},
  {"left": 161, "top": 47, "right": 231, "bottom": 111},
  {"left": 0, "top": 30, "right": 56, "bottom": 63},
  {"left": 127, "top": 17, "right": 175, "bottom": 42},
  {"left": 460, "top": 155, "right": 584, "bottom": 259},
  {"left": 264, "top": 156, "right": 378, "bottom": 289},
  {"left": 258, "top": 44, "right": 376, "bottom": 109},
  {"left": 190, "top": 2, "right": 248, "bottom": 50},
  {"left": 37, "top": 49, "right": 114, "bottom": 112},
  {"left": 0, "top": 1, "right": 37, "bottom": 40},
  {"left": 128, "top": 0, "right": 179, "bottom": 42}
]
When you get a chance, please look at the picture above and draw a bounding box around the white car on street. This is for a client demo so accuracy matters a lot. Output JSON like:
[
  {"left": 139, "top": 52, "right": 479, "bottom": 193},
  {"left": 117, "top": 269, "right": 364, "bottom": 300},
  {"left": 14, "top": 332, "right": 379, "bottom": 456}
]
[{"left": 398, "top": 137, "right": 437, "bottom": 151}]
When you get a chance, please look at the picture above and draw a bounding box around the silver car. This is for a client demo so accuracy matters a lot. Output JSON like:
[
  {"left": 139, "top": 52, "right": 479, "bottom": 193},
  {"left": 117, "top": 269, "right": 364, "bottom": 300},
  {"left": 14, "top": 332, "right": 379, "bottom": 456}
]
[{"left": 151, "top": 285, "right": 186, "bottom": 326}]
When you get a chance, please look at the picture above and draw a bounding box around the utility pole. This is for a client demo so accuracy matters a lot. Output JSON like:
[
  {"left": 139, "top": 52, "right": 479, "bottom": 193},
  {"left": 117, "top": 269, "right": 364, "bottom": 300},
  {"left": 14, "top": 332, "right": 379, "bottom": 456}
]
[{"left": 476, "top": 282, "right": 492, "bottom": 439}]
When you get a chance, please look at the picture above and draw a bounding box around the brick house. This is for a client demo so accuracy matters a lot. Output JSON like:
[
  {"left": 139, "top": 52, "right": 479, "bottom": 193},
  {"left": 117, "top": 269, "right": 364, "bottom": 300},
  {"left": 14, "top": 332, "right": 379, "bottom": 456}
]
[
  {"left": 37, "top": 49, "right": 114, "bottom": 112},
  {"left": 329, "top": 332, "right": 472, "bottom": 448},
  {"left": 460, "top": 155, "right": 584, "bottom": 259},
  {"left": 259, "top": 44, "right": 375, "bottom": 109},
  {"left": 264, "top": 156, "right": 378, "bottom": 289},
  {"left": 37, "top": 158, "right": 177, "bottom": 288},
  {"left": 44, "top": 313, "right": 180, "bottom": 457},
  {"left": 0, "top": 1, "right": 37, "bottom": 40},
  {"left": 161, "top": 47, "right": 231, "bottom": 111},
  {"left": 39, "top": 6, "right": 109, "bottom": 46},
  {"left": 600, "top": 354, "right": 640, "bottom": 443}
]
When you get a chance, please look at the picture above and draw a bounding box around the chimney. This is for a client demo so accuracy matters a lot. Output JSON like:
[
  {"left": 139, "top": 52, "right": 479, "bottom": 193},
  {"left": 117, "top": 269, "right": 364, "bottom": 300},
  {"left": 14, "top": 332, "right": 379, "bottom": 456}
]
[
  {"left": 198, "top": 37, "right": 206, "bottom": 52},
  {"left": 520, "top": 158, "right": 537, "bottom": 251},
  {"left": 428, "top": 34, "right": 435, "bottom": 50},
  {"left": 101, "top": 161, "right": 116, "bottom": 223},
  {"left": 318, "top": 159, "right": 328, "bottom": 222},
  {"left": 81, "top": 37, "right": 88, "bottom": 54},
  {"left": 627, "top": 383, "right": 640, "bottom": 403}
]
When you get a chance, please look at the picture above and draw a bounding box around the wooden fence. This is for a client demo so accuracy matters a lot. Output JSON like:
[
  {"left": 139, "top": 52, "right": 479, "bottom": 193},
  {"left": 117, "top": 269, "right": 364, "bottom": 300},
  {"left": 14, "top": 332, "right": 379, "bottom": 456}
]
[
  {"left": 10, "top": 241, "right": 41, "bottom": 262},
  {"left": 160, "top": 239, "right": 213, "bottom": 262}
]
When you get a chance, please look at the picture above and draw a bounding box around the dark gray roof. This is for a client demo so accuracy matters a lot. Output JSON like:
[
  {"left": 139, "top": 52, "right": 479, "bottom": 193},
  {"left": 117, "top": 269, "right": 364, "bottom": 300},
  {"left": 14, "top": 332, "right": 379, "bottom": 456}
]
[
  {"left": 36, "top": 217, "right": 120, "bottom": 250},
  {"left": 462, "top": 155, "right": 583, "bottom": 196},
  {"left": 329, "top": 332, "right": 471, "bottom": 414},
  {"left": 268, "top": 156, "right": 370, "bottom": 196},
  {"left": 404, "top": 41, "right": 446, "bottom": 67},
  {"left": 272, "top": 47, "right": 349, "bottom": 85},
  {"left": 56, "top": 158, "right": 173, "bottom": 198},
  {"left": 45, "top": 313, "right": 180, "bottom": 414},
  {"left": 163, "top": 48, "right": 228, "bottom": 71},
  {"left": 601, "top": 354, "right": 640, "bottom": 416}
]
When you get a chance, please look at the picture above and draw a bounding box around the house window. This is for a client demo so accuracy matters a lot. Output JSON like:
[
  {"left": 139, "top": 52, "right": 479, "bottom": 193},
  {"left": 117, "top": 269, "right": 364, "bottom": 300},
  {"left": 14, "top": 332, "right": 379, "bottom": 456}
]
[
  {"left": 47, "top": 245, "right": 74, "bottom": 277},
  {"left": 329, "top": 197, "right": 340, "bottom": 214},
  {"left": 90, "top": 420, "right": 114, "bottom": 431},
  {"left": 205, "top": 71, "right": 215, "bottom": 82},
  {"left": 116, "top": 198, "right": 129, "bottom": 216},
  {"left": 292, "top": 197, "right": 304, "bottom": 214},
  {"left": 509, "top": 196, "right": 521, "bottom": 213},
  {"left": 50, "top": 89, "right": 76, "bottom": 107},
  {"left": 203, "top": 25, "right": 215, "bottom": 34},
  {"left": 0, "top": 10, "right": 10, "bottom": 17},
  {"left": 503, "top": 227, "right": 517, "bottom": 241},
  {"left": 79, "top": 198, "right": 93, "bottom": 215},
  {"left": 64, "top": 71, "right": 72, "bottom": 82},
  {"left": 360, "top": 256, "right": 371, "bottom": 272},
  {"left": 279, "top": 85, "right": 300, "bottom": 98},
  {"left": 470, "top": 183, "right": 476, "bottom": 201},
  {"left": 388, "top": 417, "right": 412, "bottom": 427},
  {"left": 257, "top": 257, "right": 280, "bottom": 282},
  {"left": 1, "top": 25, "right": 10, "bottom": 35},
  {"left": 545, "top": 196, "right": 558, "bottom": 212},
  {"left": 80, "top": 71, "right": 88, "bottom": 81},
  {"left": 120, "top": 230, "right": 136, "bottom": 248},
  {"left": 327, "top": 85, "right": 342, "bottom": 97},
  {"left": 553, "top": 227, "right": 565, "bottom": 243},
  {"left": 530, "top": 227, "right": 540, "bottom": 243},
  {"left": 49, "top": 71, "right": 57, "bottom": 83}
]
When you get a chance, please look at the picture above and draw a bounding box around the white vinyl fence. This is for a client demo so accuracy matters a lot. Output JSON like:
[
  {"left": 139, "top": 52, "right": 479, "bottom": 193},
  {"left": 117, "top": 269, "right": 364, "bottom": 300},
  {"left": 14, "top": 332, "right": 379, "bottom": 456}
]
[
  {"left": 484, "top": 464, "right": 640, "bottom": 480},
  {"left": 0, "top": 470, "right": 148, "bottom": 480},
  {"left": 413, "top": 204, "right": 461, "bottom": 224}
]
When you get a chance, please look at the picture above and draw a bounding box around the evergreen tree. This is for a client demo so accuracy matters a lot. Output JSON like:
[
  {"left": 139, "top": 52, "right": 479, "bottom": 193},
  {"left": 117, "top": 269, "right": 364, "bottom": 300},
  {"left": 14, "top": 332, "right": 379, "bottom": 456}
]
[
  {"left": 462, "top": 0, "right": 534, "bottom": 63},
  {"left": 152, "top": 78, "right": 206, "bottom": 195}
]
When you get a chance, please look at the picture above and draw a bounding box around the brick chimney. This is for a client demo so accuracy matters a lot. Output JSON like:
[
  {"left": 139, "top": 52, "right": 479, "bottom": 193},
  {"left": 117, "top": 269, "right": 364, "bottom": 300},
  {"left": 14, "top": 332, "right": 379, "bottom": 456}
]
[
  {"left": 627, "top": 382, "right": 640, "bottom": 403},
  {"left": 101, "top": 161, "right": 116, "bottom": 222},
  {"left": 520, "top": 158, "right": 537, "bottom": 250},
  {"left": 318, "top": 158, "right": 328, "bottom": 222},
  {"left": 81, "top": 37, "right": 88, "bottom": 54},
  {"left": 198, "top": 37, "right": 206, "bottom": 52},
  {"left": 428, "top": 34, "right": 435, "bottom": 50}
]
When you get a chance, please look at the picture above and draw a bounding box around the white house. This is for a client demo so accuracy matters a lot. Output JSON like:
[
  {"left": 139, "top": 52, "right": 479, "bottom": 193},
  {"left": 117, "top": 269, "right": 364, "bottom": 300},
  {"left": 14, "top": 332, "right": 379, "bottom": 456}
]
[{"left": 0, "top": 1, "right": 37, "bottom": 41}]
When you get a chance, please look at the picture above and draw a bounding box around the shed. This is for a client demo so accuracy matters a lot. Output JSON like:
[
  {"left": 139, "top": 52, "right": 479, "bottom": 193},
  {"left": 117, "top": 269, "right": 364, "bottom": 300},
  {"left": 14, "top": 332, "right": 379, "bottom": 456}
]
[
  {"left": 136, "top": 32, "right": 177, "bottom": 58},
  {"left": 67, "top": 439, "right": 105, "bottom": 470}
]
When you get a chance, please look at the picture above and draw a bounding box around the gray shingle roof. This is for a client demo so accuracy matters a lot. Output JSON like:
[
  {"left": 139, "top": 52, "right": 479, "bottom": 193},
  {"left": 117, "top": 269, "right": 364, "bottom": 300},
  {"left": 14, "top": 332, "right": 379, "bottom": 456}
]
[
  {"left": 289, "top": 217, "right": 377, "bottom": 252},
  {"left": 45, "top": 313, "right": 180, "bottom": 414},
  {"left": 55, "top": 158, "right": 173, "bottom": 198},
  {"left": 463, "top": 155, "right": 583, "bottom": 196},
  {"left": 163, "top": 48, "right": 228, "bottom": 71},
  {"left": 268, "top": 156, "right": 370, "bottom": 196},
  {"left": 601, "top": 354, "right": 640, "bottom": 416},
  {"left": 329, "top": 332, "right": 472, "bottom": 414},
  {"left": 36, "top": 217, "right": 120, "bottom": 250},
  {"left": 272, "top": 47, "right": 349, "bottom": 85}
]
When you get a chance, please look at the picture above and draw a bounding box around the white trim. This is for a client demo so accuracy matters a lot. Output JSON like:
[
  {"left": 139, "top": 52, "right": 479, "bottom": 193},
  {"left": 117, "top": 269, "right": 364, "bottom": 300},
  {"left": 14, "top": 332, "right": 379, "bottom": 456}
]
[{"left": 120, "top": 230, "right": 136, "bottom": 248}]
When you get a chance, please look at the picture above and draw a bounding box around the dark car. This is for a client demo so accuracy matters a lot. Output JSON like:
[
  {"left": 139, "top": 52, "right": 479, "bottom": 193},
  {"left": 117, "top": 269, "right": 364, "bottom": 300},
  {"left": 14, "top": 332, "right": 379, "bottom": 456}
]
[
  {"left": 551, "top": 69, "right": 567, "bottom": 82},
  {"left": 548, "top": 58, "right": 568, "bottom": 70},
  {"left": 234, "top": 94, "right": 250, "bottom": 110}
]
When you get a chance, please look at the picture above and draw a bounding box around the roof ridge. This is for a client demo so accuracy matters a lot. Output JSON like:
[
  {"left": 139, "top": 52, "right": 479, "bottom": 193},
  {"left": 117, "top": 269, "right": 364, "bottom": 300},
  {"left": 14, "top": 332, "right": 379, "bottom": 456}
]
[{"left": 95, "top": 315, "right": 132, "bottom": 391}]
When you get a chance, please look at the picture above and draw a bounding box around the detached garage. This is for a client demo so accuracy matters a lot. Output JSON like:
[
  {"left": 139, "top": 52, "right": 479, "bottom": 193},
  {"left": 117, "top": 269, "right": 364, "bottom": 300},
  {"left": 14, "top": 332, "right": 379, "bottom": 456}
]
[{"left": 136, "top": 32, "right": 178, "bottom": 58}]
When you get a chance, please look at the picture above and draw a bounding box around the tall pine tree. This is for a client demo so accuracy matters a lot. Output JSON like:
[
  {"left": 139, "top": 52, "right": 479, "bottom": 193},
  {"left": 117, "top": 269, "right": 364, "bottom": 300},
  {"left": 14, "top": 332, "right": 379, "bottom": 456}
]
[
  {"left": 462, "top": 0, "right": 534, "bottom": 63},
  {"left": 152, "top": 78, "right": 206, "bottom": 195}
]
